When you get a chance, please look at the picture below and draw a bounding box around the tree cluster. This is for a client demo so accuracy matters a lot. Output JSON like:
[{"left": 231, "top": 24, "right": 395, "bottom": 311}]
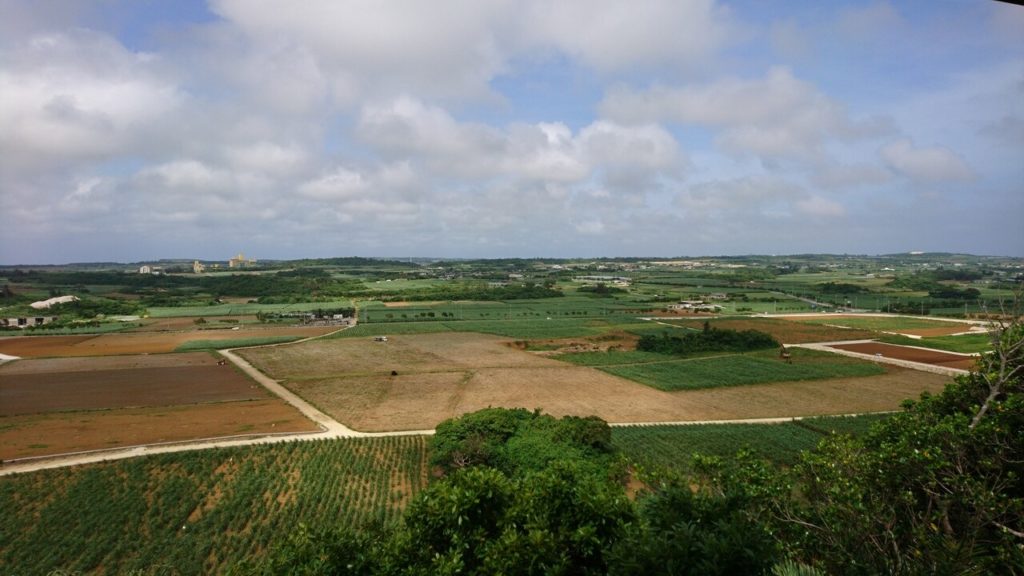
[{"left": 637, "top": 324, "right": 779, "bottom": 355}]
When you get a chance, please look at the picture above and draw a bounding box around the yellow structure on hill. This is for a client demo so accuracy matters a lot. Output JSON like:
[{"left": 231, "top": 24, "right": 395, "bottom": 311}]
[{"left": 228, "top": 252, "right": 257, "bottom": 268}]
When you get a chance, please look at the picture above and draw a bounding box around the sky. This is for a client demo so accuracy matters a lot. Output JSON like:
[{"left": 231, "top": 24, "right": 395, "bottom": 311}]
[{"left": 1, "top": 0, "right": 1022, "bottom": 264}]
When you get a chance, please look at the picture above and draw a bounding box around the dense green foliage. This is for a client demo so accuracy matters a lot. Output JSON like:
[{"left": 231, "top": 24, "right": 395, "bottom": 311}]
[
  {"left": 637, "top": 324, "right": 779, "bottom": 355},
  {"left": 429, "top": 408, "right": 617, "bottom": 477},
  {"left": 816, "top": 282, "right": 868, "bottom": 294}
]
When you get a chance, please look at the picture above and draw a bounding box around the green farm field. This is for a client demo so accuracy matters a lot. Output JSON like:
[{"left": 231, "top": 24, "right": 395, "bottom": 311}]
[
  {"left": 790, "top": 314, "right": 972, "bottom": 332},
  {"left": 558, "top": 348, "right": 885, "bottom": 391},
  {"left": 174, "top": 335, "right": 306, "bottom": 351},
  {"left": 146, "top": 300, "right": 354, "bottom": 318},
  {"left": 613, "top": 413, "right": 893, "bottom": 470},
  {"left": 0, "top": 436, "right": 427, "bottom": 575},
  {"left": 877, "top": 333, "right": 992, "bottom": 354}
]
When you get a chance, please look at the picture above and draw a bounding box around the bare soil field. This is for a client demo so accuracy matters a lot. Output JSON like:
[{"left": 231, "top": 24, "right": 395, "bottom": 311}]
[
  {"left": 671, "top": 317, "right": 877, "bottom": 343},
  {"left": 241, "top": 333, "right": 952, "bottom": 432},
  {"left": 0, "top": 326, "right": 333, "bottom": 357},
  {"left": 828, "top": 342, "right": 975, "bottom": 370},
  {"left": 1, "top": 353, "right": 268, "bottom": 416},
  {"left": 0, "top": 400, "right": 318, "bottom": 461}
]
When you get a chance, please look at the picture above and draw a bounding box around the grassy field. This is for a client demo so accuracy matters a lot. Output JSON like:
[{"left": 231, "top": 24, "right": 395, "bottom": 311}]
[
  {"left": 792, "top": 315, "right": 965, "bottom": 331},
  {"left": 878, "top": 332, "right": 992, "bottom": 354},
  {"left": 0, "top": 322, "right": 140, "bottom": 336},
  {"left": 0, "top": 436, "right": 427, "bottom": 575},
  {"left": 613, "top": 413, "right": 892, "bottom": 470},
  {"left": 557, "top": 348, "right": 885, "bottom": 391},
  {"left": 335, "top": 317, "right": 616, "bottom": 340},
  {"left": 146, "top": 300, "right": 354, "bottom": 318},
  {"left": 174, "top": 335, "right": 306, "bottom": 351},
  {"left": 655, "top": 316, "right": 877, "bottom": 343}
]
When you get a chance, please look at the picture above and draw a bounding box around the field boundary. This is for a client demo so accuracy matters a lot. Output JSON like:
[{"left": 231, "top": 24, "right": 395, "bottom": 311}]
[
  {"left": 610, "top": 411, "right": 897, "bottom": 427},
  {"left": 792, "top": 341, "right": 969, "bottom": 376}
]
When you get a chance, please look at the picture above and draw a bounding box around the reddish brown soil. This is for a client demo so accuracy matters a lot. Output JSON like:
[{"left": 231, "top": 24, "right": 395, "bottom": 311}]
[
  {"left": 0, "top": 400, "right": 318, "bottom": 460},
  {"left": 1, "top": 355, "right": 268, "bottom": 416},
  {"left": 829, "top": 342, "right": 975, "bottom": 370},
  {"left": 0, "top": 326, "right": 333, "bottom": 357}
]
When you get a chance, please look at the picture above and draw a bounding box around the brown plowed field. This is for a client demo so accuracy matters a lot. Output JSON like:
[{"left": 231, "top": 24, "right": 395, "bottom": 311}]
[
  {"left": 829, "top": 342, "right": 975, "bottom": 370},
  {"left": 1, "top": 353, "right": 268, "bottom": 416},
  {"left": 0, "top": 400, "right": 318, "bottom": 461},
  {"left": 0, "top": 351, "right": 320, "bottom": 459},
  {"left": 241, "top": 333, "right": 952, "bottom": 432},
  {"left": 0, "top": 325, "right": 333, "bottom": 357}
]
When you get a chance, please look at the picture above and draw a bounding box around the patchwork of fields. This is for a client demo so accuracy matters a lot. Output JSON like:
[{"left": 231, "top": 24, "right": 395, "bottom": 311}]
[
  {"left": 238, "top": 331, "right": 950, "bottom": 431},
  {"left": 0, "top": 294, "right": 996, "bottom": 573}
]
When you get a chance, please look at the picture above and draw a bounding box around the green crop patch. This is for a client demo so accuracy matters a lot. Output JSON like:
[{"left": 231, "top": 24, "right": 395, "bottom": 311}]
[
  {"left": 0, "top": 436, "right": 428, "bottom": 575},
  {"left": 793, "top": 315, "right": 961, "bottom": 332},
  {"left": 174, "top": 336, "right": 304, "bottom": 351},
  {"left": 593, "top": 348, "right": 884, "bottom": 391},
  {"left": 877, "top": 332, "right": 992, "bottom": 354},
  {"left": 614, "top": 413, "right": 893, "bottom": 471}
]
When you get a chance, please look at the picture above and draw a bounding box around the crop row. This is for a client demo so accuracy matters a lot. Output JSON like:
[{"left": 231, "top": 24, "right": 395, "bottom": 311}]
[
  {"left": 587, "top": 348, "right": 885, "bottom": 391},
  {"left": 613, "top": 413, "right": 891, "bottom": 471},
  {"left": 0, "top": 436, "right": 427, "bottom": 575}
]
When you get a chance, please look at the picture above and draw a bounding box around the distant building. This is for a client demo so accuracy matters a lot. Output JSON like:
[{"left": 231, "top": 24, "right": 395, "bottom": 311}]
[
  {"left": 228, "top": 252, "right": 257, "bottom": 268},
  {"left": 139, "top": 265, "right": 152, "bottom": 274},
  {"left": 2, "top": 316, "right": 59, "bottom": 329},
  {"left": 193, "top": 260, "right": 206, "bottom": 274}
]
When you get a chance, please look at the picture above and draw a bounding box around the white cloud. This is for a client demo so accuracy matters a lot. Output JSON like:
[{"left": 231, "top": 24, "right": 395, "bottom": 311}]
[
  {"left": 357, "top": 97, "right": 683, "bottom": 185},
  {"left": 297, "top": 168, "right": 368, "bottom": 201},
  {"left": 579, "top": 121, "right": 680, "bottom": 169},
  {"left": 796, "top": 196, "right": 845, "bottom": 218},
  {"left": 600, "top": 67, "right": 890, "bottom": 159},
  {"left": 524, "top": 0, "right": 734, "bottom": 73},
  {"left": 880, "top": 139, "right": 974, "bottom": 182},
  {"left": 225, "top": 141, "right": 308, "bottom": 176},
  {"left": 0, "top": 30, "right": 182, "bottom": 173}
]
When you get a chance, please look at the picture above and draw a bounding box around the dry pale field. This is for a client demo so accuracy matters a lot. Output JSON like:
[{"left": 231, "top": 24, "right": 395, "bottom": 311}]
[
  {"left": 240, "top": 333, "right": 953, "bottom": 432},
  {"left": 0, "top": 325, "right": 333, "bottom": 357}
]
